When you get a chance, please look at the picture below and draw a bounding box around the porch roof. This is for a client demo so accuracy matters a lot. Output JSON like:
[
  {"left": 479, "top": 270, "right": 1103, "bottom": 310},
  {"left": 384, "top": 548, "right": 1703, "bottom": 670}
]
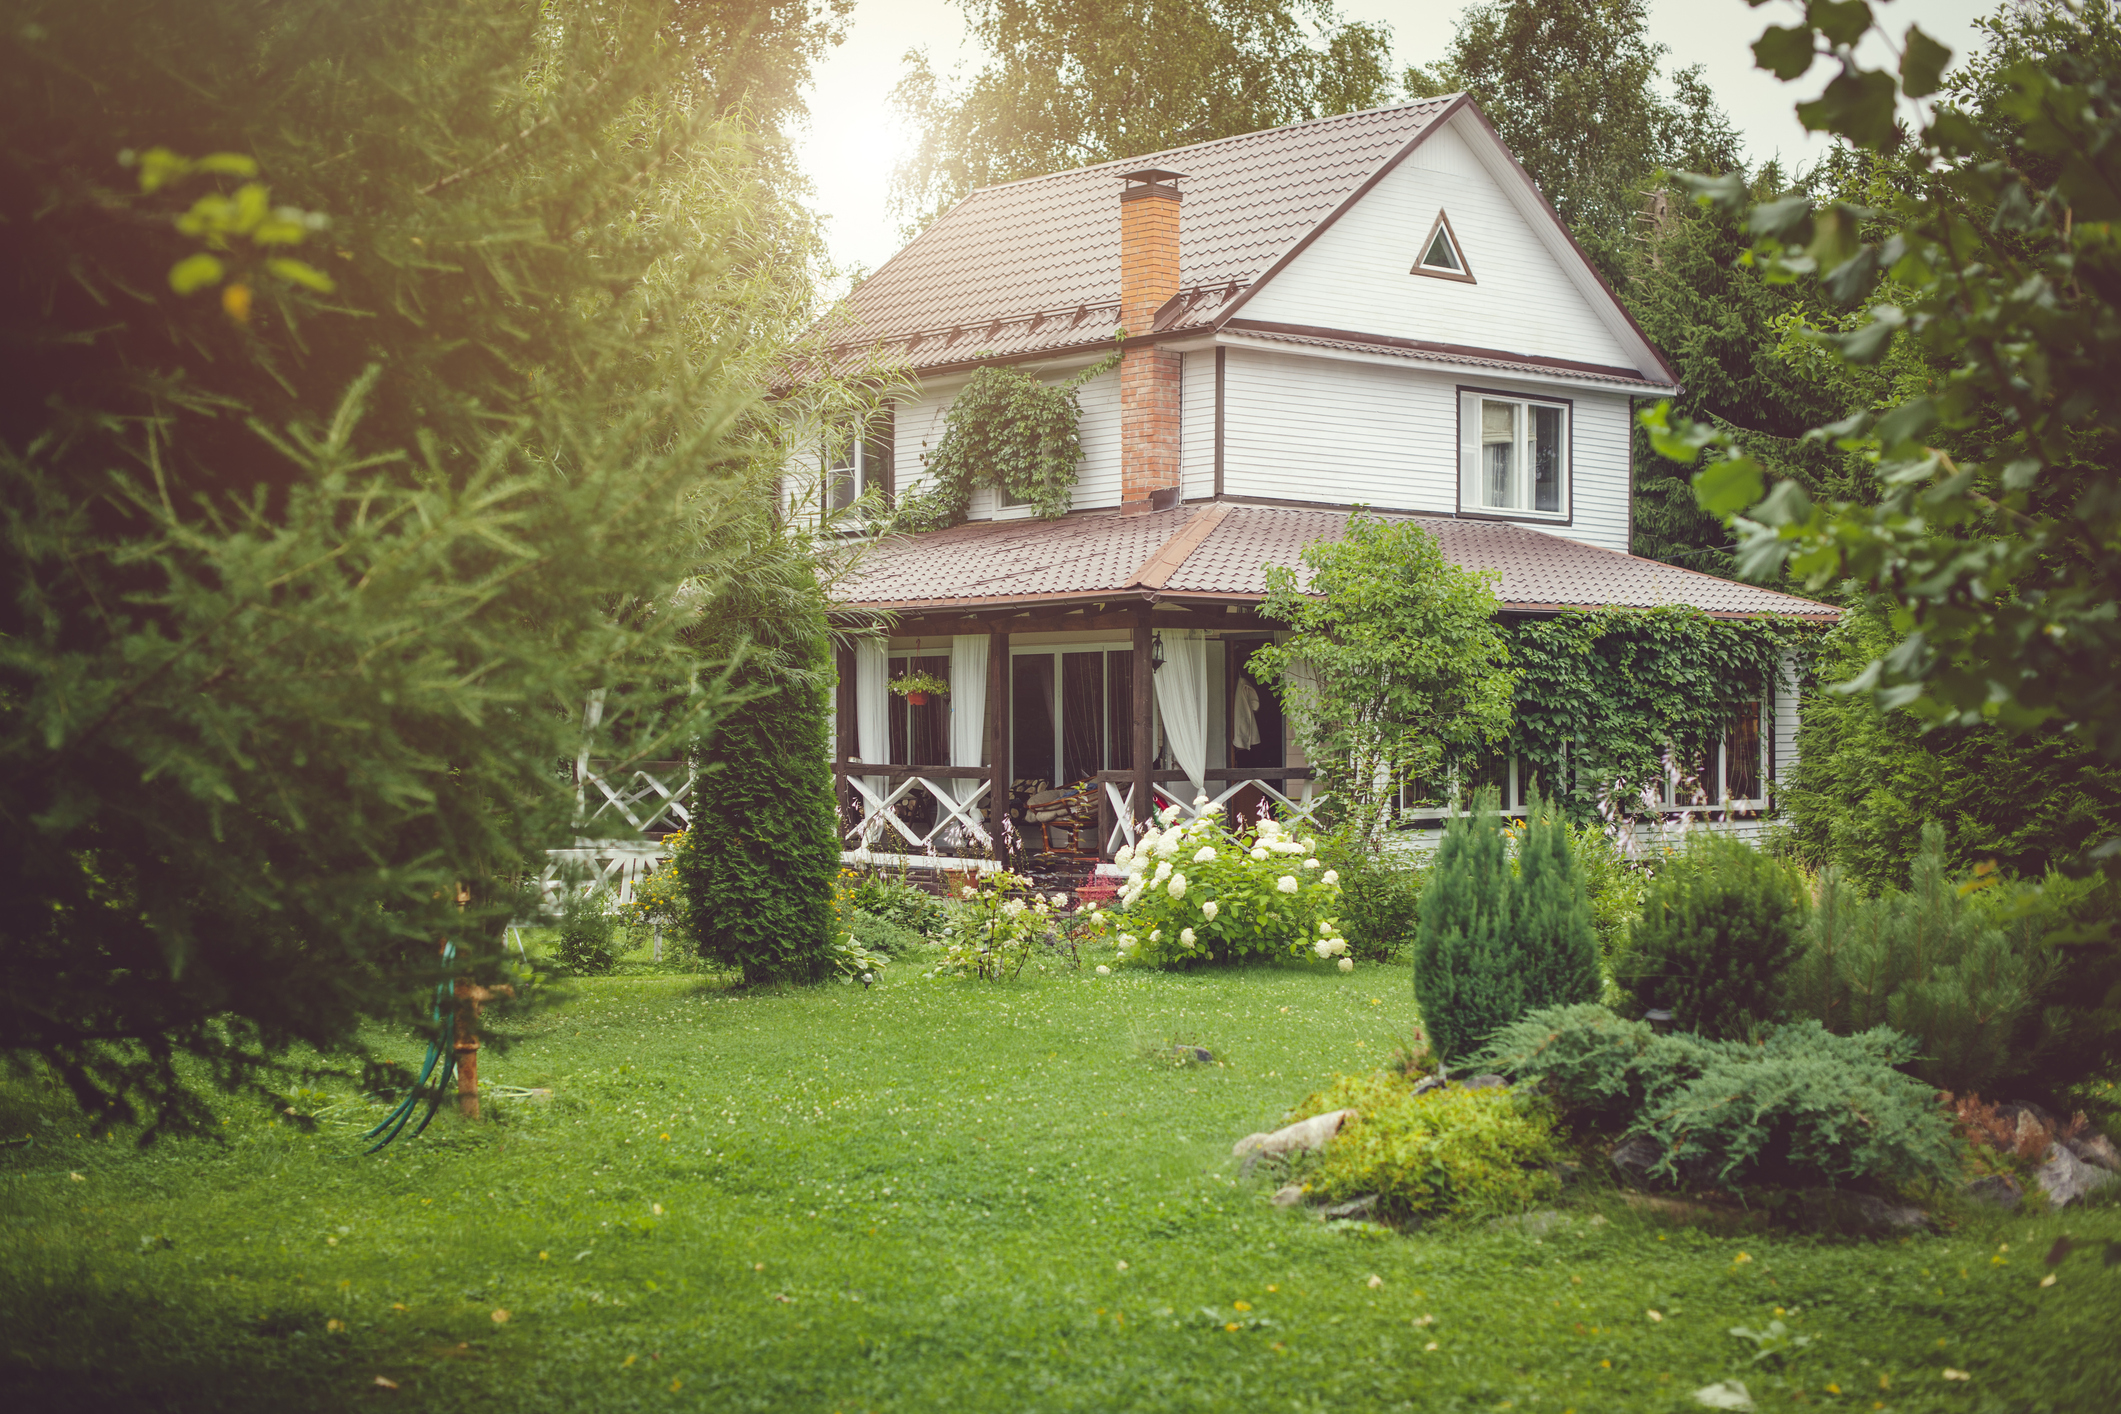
[{"left": 836, "top": 503, "right": 1839, "bottom": 622}]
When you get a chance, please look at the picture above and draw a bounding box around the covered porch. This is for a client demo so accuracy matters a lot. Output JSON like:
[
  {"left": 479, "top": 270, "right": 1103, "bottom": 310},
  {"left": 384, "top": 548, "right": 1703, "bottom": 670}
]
[
  {"left": 830, "top": 597, "right": 1322, "bottom": 869},
  {"left": 826, "top": 500, "right": 1837, "bottom": 870}
]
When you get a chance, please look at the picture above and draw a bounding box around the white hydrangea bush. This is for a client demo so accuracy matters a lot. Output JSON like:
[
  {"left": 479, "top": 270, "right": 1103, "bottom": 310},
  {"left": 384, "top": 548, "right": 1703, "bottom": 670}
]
[{"left": 1110, "top": 801, "right": 1348, "bottom": 967}]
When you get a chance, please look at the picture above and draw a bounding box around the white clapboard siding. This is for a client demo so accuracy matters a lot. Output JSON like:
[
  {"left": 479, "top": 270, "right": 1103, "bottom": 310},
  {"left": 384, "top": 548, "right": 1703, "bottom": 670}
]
[
  {"left": 1772, "top": 653, "right": 1803, "bottom": 791},
  {"left": 888, "top": 369, "right": 1125, "bottom": 515},
  {"left": 1070, "top": 366, "right": 1123, "bottom": 509},
  {"left": 1241, "top": 117, "right": 1641, "bottom": 372},
  {"left": 1563, "top": 390, "right": 1634, "bottom": 555},
  {"left": 1220, "top": 345, "right": 1457, "bottom": 511},
  {"left": 1181, "top": 350, "right": 1215, "bottom": 500},
  {"left": 1218, "top": 346, "right": 1634, "bottom": 554}
]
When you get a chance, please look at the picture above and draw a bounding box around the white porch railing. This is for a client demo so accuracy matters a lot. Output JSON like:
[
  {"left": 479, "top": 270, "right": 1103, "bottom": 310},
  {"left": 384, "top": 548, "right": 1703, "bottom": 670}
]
[
  {"left": 832, "top": 764, "right": 996, "bottom": 866},
  {"left": 536, "top": 754, "right": 693, "bottom": 916},
  {"left": 1094, "top": 768, "right": 1325, "bottom": 857},
  {"left": 539, "top": 839, "right": 669, "bottom": 911},
  {"left": 578, "top": 757, "right": 694, "bottom": 836}
]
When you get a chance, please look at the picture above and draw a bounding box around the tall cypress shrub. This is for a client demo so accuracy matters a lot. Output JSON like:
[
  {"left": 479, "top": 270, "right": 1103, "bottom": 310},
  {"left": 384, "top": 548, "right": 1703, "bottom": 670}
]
[
  {"left": 1413, "top": 789, "right": 1519, "bottom": 1064},
  {"left": 676, "top": 625, "right": 840, "bottom": 986},
  {"left": 1510, "top": 790, "right": 1601, "bottom": 1011}
]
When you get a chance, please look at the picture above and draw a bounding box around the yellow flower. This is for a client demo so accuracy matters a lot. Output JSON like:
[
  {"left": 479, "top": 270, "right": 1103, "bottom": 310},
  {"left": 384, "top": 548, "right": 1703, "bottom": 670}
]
[
  {"left": 1732, "top": 1251, "right": 1752, "bottom": 1264},
  {"left": 1224, "top": 1322, "right": 1240, "bottom": 1332},
  {"left": 1233, "top": 1301, "right": 1251, "bottom": 1311},
  {"left": 1825, "top": 1384, "right": 1841, "bottom": 1395},
  {"left": 491, "top": 1309, "right": 510, "bottom": 1324}
]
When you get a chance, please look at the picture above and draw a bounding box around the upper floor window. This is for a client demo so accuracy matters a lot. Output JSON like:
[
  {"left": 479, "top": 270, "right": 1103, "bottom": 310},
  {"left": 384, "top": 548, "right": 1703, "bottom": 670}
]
[
  {"left": 1459, "top": 389, "right": 1568, "bottom": 518},
  {"left": 823, "top": 413, "right": 894, "bottom": 516}
]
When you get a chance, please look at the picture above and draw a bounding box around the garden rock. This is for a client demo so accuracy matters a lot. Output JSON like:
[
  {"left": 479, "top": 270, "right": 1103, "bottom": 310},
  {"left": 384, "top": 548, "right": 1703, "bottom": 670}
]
[
  {"left": 2063, "top": 1132, "right": 2120, "bottom": 1174},
  {"left": 1793, "top": 1189, "right": 1930, "bottom": 1236},
  {"left": 1965, "top": 1173, "right": 2023, "bottom": 1210},
  {"left": 1233, "top": 1109, "right": 1356, "bottom": 1161},
  {"left": 1270, "top": 1184, "right": 1305, "bottom": 1207},
  {"left": 1409, "top": 1073, "right": 1449, "bottom": 1097},
  {"left": 1460, "top": 1074, "right": 1508, "bottom": 1090},
  {"left": 1172, "top": 1045, "right": 1216, "bottom": 1064},
  {"left": 1319, "top": 1194, "right": 1378, "bottom": 1220},
  {"left": 1608, "top": 1134, "right": 1663, "bottom": 1189},
  {"left": 2035, "top": 1143, "right": 2119, "bottom": 1208}
]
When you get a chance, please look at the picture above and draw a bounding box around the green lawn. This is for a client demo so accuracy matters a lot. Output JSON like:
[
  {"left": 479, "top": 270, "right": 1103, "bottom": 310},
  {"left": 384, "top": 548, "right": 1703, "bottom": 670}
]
[{"left": 3, "top": 961, "right": 2117, "bottom": 1412}]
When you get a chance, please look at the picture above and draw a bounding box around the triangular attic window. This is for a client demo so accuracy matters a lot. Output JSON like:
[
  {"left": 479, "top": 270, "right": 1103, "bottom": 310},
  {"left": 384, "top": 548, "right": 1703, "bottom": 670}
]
[{"left": 1412, "top": 211, "right": 1474, "bottom": 283}]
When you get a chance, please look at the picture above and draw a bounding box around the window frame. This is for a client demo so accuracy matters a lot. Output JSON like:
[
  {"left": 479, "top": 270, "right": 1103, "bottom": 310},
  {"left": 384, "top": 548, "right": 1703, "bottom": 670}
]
[
  {"left": 1411, "top": 209, "right": 1476, "bottom": 285},
  {"left": 822, "top": 411, "right": 895, "bottom": 519},
  {"left": 1456, "top": 385, "right": 1573, "bottom": 524}
]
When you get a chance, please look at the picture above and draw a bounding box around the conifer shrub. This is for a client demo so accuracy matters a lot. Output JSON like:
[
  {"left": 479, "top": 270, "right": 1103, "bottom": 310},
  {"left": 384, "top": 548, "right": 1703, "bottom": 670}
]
[
  {"left": 1413, "top": 789, "right": 1518, "bottom": 1063},
  {"left": 1484, "top": 1005, "right": 1958, "bottom": 1191},
  {"left": 1511, "top": 790, "right": 1601, "bottom": 1012},
  {"left": 1615, "top": 832, "right": 1807, "bottom": 1039},
  {"left": 1284, "top": 1071, "right": 1562, "bottom": 1220},
  {"left": 675, "top": 631, "right": 841, "bottom": 986},
  {"left": 1788, "top": 823, "right": 2050, "bottom": 1095}
]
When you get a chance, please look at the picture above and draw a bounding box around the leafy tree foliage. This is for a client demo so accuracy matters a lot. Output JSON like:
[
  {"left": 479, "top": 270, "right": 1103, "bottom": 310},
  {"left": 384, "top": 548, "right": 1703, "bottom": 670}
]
[
  {"left": 0, "top": 0, "right": 817, "bottom": 1135},
  {"left": 1404, "top": 0, "right": 1743, "bottom": 286},
  {"left": 1412, "top": 791, "right": 1519, "bottom": 1066},
  {"left": 1252, "top": 515, "right": 1515, "bottom": 844},
  {"left": 1649, "top": 0, "right": 2121, "bottom": 760},
  {"left": 889, "top": 0, "right": 1396, "bottom": 230},
  {"left": 667, "top": 0, "right": 852, "bottom": 153},
  {"left": 1785, "top": 606, "right": 2121, "bottom": 890}
]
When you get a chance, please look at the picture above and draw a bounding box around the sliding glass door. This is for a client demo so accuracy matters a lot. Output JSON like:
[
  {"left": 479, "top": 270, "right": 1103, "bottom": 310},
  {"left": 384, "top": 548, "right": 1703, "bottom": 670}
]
[{"left": 1009, "top": 646, "right": 1138, "bottom": 792}]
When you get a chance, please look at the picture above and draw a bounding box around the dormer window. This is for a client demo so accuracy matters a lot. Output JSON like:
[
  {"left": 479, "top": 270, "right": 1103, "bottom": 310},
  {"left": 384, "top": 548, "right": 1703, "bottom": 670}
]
[
  {"left": 1459, "top": 389, "right": 1568, "bottom": 518},
  {"left": 1412, "top": 211, "right": 1474, "bottom": 284}
]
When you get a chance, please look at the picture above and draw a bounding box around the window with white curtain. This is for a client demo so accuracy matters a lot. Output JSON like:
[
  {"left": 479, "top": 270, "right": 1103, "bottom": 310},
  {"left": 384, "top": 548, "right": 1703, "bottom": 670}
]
[{"left": 1460, "top": 390, "right": 1568, "bottom": 518}]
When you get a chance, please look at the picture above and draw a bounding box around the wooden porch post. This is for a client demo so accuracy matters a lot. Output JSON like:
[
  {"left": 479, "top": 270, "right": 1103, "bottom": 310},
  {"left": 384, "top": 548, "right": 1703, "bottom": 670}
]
[
  {"left": 989, "top": 624, "right": 1010, "bottom": 864},
  {"left": 834, "top": 643, "right": 857, "bottom": 842},
  {"left": 1132, "top": 603, "right": 1156, "bottom": 839}
]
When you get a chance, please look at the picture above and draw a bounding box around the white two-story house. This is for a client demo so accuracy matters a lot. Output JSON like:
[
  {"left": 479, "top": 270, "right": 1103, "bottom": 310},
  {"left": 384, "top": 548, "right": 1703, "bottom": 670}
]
[{"left": 801, "top": 94, "right": 1834, "bottom": 867}]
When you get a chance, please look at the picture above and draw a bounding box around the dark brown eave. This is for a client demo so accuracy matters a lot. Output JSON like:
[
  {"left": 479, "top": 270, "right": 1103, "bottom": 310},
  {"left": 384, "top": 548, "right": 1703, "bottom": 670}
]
[{"left": 1221, "top": 318, "right": 1670, "bottom": 388}]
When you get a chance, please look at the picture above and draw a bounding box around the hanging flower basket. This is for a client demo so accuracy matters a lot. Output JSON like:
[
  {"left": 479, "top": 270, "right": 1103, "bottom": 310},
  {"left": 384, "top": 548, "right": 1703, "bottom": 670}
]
[{"left": 889, "top": 669, "right": 950, "bottom": 707}]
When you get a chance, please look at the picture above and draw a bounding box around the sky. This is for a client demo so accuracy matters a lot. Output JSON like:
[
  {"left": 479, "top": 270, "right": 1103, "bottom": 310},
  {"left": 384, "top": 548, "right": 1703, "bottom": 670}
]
[{"left": 790, "top": 0, "right": 2001, "bottom": 288}]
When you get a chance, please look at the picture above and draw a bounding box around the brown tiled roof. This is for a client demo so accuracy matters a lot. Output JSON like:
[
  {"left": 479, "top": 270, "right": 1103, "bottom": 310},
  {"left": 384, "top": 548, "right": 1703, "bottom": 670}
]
[
  {"left": 828, "top": 99, "right": 1460, "bottom": 374},
  {"left": 839, "top": 504, "right": 1838, "bottom": 621},
  {"left": 840, "top": 506, "right": 1197, "bottom": 609}
]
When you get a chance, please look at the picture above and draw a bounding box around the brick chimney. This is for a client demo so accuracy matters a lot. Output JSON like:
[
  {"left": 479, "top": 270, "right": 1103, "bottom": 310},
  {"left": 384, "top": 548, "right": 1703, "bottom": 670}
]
[{"left": 1118, "top": 169, "right": 1184, "bottom": 514}]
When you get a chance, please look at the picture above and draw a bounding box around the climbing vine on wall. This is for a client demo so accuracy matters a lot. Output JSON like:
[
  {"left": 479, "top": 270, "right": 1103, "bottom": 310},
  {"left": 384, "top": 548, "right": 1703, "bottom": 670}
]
[
  {"left": 1504, "top": 607, "right": 1820, "bottom": 817},
  {"left": 901, "top": 348, "right": 1120, "bottom": 527}
]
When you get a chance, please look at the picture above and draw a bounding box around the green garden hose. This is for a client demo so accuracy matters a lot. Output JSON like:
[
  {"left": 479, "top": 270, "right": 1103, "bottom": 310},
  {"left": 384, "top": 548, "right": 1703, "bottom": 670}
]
[{"left": 364, "top": 943, "right": 457, "bottom": 1154}]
